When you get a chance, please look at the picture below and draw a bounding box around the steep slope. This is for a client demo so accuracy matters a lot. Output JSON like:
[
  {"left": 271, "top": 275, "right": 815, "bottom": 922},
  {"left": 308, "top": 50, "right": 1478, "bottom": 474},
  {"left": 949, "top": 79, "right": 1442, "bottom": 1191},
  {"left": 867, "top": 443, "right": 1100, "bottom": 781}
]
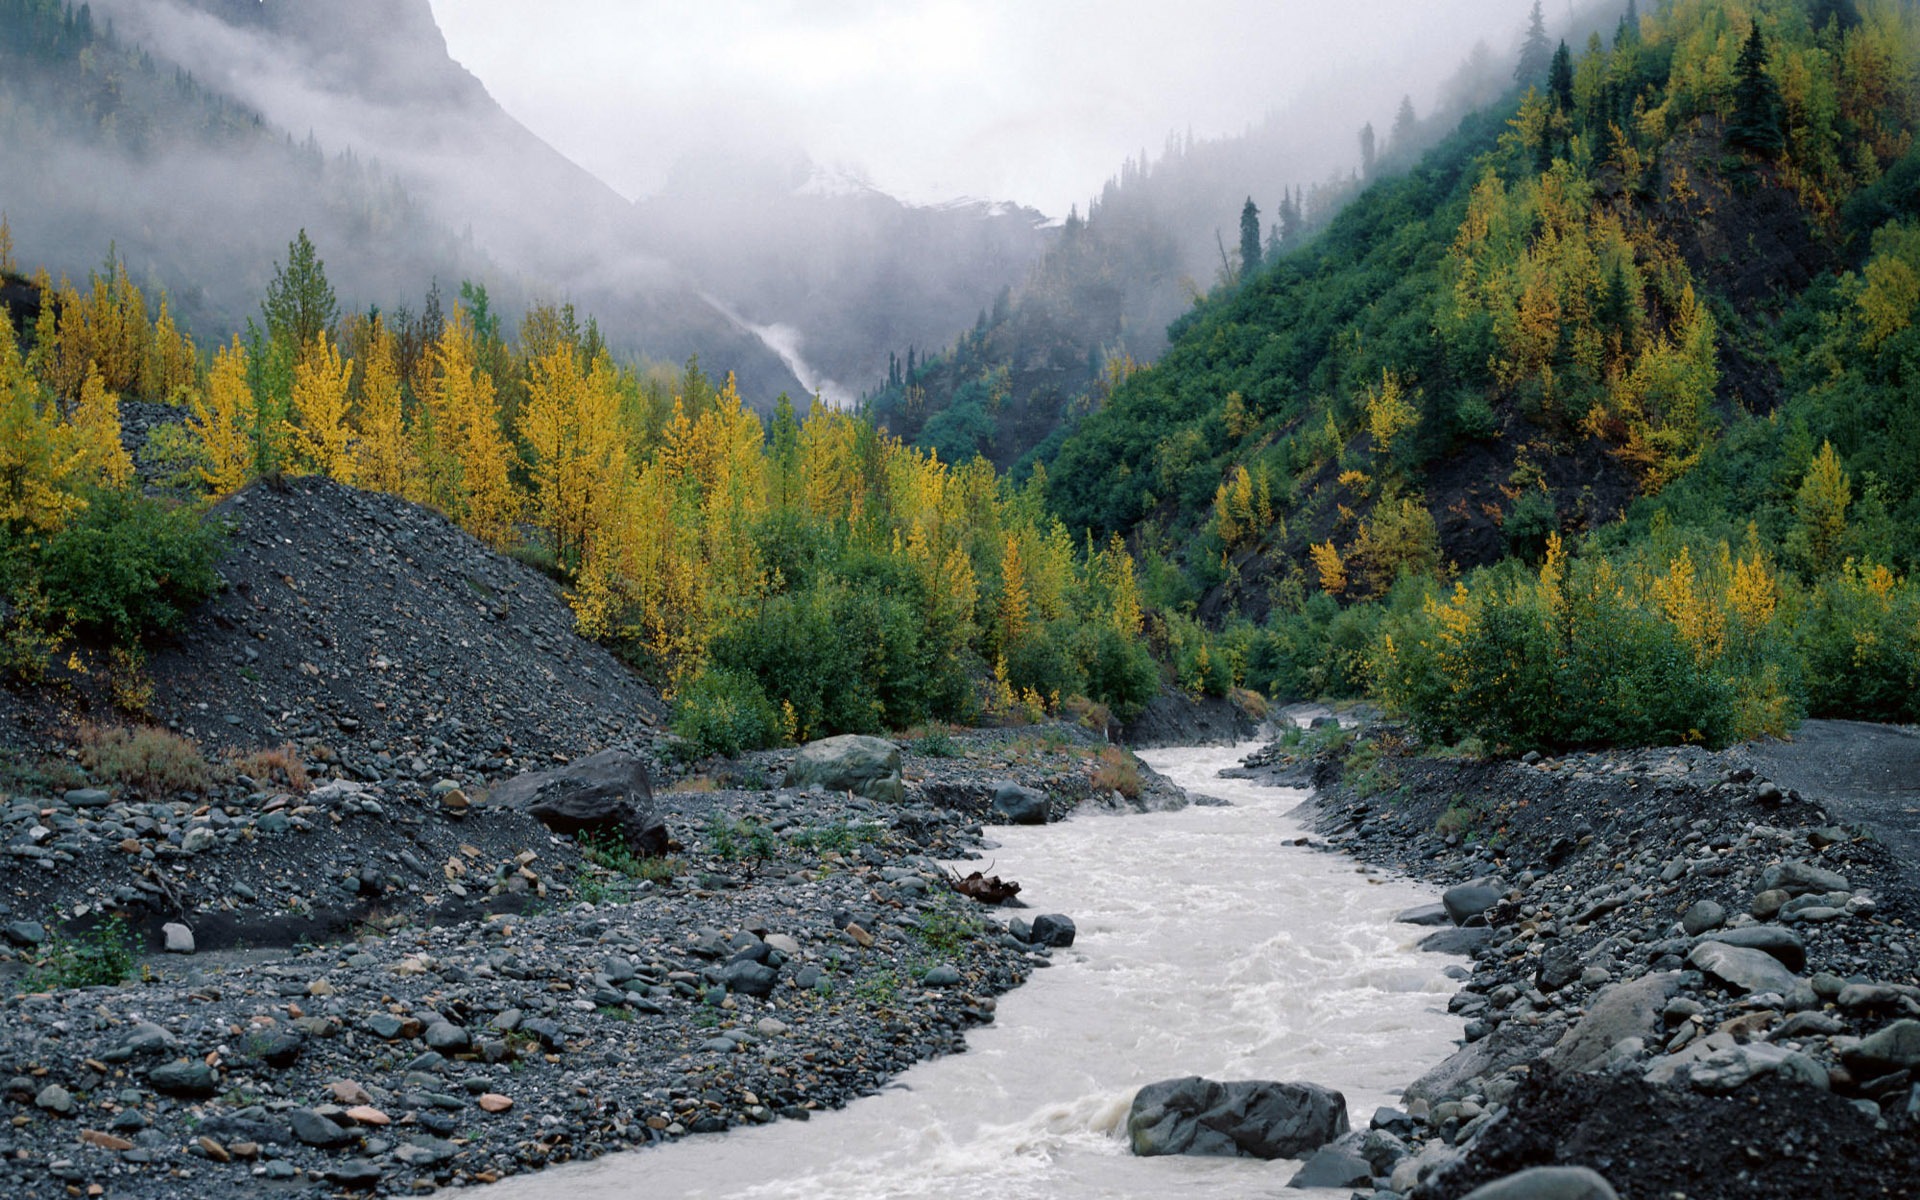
[
  {"left": 1040, "top": 0, "right": 1919, "bottom": 621},
  {"left": 141, "top": 476, "right": 667, "bottom": 770}
]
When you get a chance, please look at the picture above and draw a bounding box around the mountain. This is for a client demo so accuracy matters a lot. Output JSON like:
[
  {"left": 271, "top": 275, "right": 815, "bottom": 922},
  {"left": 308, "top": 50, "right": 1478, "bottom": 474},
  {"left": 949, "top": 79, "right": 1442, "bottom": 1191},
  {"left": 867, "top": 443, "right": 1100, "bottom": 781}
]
[{"left": 863, "top": 40, "right": 1514, "bottom": 471}]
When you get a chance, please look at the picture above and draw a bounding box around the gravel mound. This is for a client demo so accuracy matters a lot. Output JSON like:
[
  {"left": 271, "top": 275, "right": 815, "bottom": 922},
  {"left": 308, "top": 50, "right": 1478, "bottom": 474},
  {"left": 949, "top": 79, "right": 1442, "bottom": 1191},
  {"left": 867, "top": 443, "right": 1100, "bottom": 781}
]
[{"left": 146, "top": 474, "right": 665, "bottom": 768}]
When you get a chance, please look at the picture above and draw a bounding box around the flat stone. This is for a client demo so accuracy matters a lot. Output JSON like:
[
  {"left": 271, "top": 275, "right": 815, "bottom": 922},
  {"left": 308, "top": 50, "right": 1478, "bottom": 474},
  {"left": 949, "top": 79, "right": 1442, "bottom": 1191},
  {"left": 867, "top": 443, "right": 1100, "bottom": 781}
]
[
  {"left": 1691, "top": 925, "right": 1806, "bottom": 973},
  {"left": 148, "top": 1060, "right": 217, "bottom": 1098},
  {"left": 290, "top": 1107, "right": 354, "bottom": 1148},
  {"left": 1420, "top": 926, "right": 1492, "bottom": 955},
  {"left": 1460, "top": 1166, "right": 1619, "bottom": 1200},
  {"left": 1395, "top": 903, "right": 1453, "bottom": 927},
  {"left": 327, "top": 1080, "right": 373, "bottom": 1105},
  {"left": 1686, "top": 1043, "right": 1828, "bottom": 1093},
  {"left": 162, "top": 922, "right": 195, "bottom": 954},
  {"left": 78, "top": 1129, "right": 134, "bottom": 1151},
  {"left": 423, "top": 1022, "right": 470, "bottom": 1053},
  {"left": 324, "top": 1162, "right": 382, "bottom": 1188},
  {"left": 1757, "top": 861, "right": 1848, "bottom": 897},
  {"left": 1844, "top": 1019, "right": 1920, "bottom": 1072},
  {"left": 1550, "top": 973, "right": 1681, "bottom": 1076},
  {"left": 478, "top": 1093, "right": 513, "bottom": 1113},
  {"left": 2, "top": 920, "right": 46, "bottom": 947},
  {"left": 1286, "top": 1144, "right": 1374, "bottom": 1189},
  {"left": 344, "top": 1105, "right": 390, "bottom": 1126},
  {"left": 721, "top": 960, "right": 779, "bottom": 998},
  {"left": 989, "top": 783, "right": 1049, "bottom": 825},
  {"left": 1688, "top": 941, "right": 1802, "bottom": 995},
  {"left": 1443, "top": 883, "right": 1501, "bottom": 925}
]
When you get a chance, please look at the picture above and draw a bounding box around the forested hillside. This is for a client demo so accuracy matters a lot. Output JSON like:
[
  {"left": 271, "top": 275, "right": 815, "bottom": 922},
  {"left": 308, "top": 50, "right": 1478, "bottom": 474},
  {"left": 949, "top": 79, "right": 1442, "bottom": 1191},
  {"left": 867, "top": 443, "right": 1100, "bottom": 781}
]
[{"left": 1035, "top": 0, "right": 1920, "bottom": 745}]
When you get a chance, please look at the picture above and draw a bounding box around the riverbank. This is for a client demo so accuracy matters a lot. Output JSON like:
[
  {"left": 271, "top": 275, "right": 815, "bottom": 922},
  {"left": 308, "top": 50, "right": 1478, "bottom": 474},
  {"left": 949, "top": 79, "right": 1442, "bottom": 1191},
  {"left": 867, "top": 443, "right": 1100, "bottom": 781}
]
[
  {"left": 1262, "top": 723, "right": 1920, "bottom": 1199},
  {"left": 0, "top": 723, "right": 1174, "bottom": 1199}
]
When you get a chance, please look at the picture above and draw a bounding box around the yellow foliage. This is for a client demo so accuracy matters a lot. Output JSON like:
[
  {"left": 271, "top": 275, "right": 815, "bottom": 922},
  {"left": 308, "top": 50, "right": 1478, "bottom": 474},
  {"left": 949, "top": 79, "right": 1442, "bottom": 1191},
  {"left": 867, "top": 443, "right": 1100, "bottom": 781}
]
[
  {"left": 352, "top": 323, "right": 412, "bottom": 496},
  {"left": 0, "top": 311, "right": 85, "bottom": 533},
  {"left": 1310, "top": 540, "right": 1347, "bottom": 595},
  {"left": 190, "top": 337, "right": 257, "bottom": 497},
  {"left": 1364, "top": 369, "right": 1418, "bottom": 457},
  {"left": 288, "top": 332, "right": 356, "bottom": 484},
  {"left": 1650, "top": 545, "right": 1723, "bottom": 662},
  {"left": 424, "top": 307, "right": 518, "bottom": 547}
]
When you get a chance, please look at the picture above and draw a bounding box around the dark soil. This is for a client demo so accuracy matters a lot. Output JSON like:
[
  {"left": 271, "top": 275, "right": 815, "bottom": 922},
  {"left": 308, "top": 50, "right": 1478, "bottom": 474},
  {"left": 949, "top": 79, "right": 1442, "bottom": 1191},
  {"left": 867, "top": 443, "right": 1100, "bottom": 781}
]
[
  {"left": 1116, "top": 689, "right": 1261, "bottom": 749},
  {"left": 1421, "top": 1071, "right": 1916, "bottom": 1200}
]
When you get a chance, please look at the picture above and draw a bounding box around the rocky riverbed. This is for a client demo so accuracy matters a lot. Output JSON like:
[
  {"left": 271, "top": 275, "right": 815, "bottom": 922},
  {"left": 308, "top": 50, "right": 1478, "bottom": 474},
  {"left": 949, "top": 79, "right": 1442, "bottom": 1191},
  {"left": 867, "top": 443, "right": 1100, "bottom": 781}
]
[
  {"left": 1246, "top": 725, "right": 1920, "bottom": 1199},
  {"left": 0, "top": 722, "right": 1178, "bottom": 1200}
]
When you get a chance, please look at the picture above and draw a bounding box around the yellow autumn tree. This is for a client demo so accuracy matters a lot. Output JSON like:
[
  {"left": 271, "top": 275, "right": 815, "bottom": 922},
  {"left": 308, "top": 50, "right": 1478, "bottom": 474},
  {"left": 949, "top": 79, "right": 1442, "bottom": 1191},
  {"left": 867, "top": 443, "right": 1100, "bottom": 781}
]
[
  {"left": 1310, "top": 540, "right": 1348, "bottom": 595},
  {"left": 190, "top": 337, "right": 258, "bottom": 497},
  {"left": 0, "top": 310, "right": 83, "bottom": 534},
  {"left": 1365, "top": 369, "right": 1419, "bottom": 457},
  {"left": 70, "top": 367, "right": 133, "bottom": 489},
  {"left": 288, "top": 332, "right": 355, "bottom": 484},
  {"left": 422, "top": 307, "right": 518, "bottom": 546},
  {"left": 352, "top": 322, "right": 411, "bottom": 496},
  {"left": 1788, "top": 440, "right": 1850, "bottom": 575},
  {"left": 142, "top": 297, "right": 198, "bottom": 402}
]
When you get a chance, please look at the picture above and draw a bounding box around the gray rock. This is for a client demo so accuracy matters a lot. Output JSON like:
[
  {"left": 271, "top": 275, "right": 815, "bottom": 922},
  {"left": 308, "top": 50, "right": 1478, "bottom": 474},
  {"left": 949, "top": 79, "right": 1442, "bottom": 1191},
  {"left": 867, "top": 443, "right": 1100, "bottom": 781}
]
[
  {"left": 785, "top": 735, "right": 905, "bottom": 804},
  {"left": 247, "top": 1029, "right": 305, "bottom": 1069},
  {"left": 1127, "top": 1076, "right": 1348, "bottom": 1159},
  {"left": 1686, "top": 1043, "right": 1828, "bottom": 1092},
  {"left": 34, "top": 1084, "right": 74, "bottom": 1114},
  {"left": 1420, "top": 926, "right": 1493, "bottom": 955},
  {"left": 148, "top": 1060, "right": 217, "bottom": 1098},
  {"left": 324, "top": 1162, "right": 382, "bottom": 1188},
  {"left": 1843, "top": 1019, "right": 1920, "bottom": 1072},
  {"left": 290, "top": 1108, "right": 355, "bottom": 1148},
  {"left": 63, "top": 788, "right": 111, "bottom": 808},
  {"left": 721, "top": 960, "right": 779, "bottom": 998},
  {"left": 1395, "top": 903, "right": 1453, "bottom": 927},
  {"left": 1688, "top": 941, "right": 1802, "bottom": 995},
  {"left": 989, "top": 784, "right": 1049, "bottom": 825},
  {"left": 1030, "top": 914, "right": 1076, "bottom": 948},
  {"left": 922, "top": 964, "right": 962, "bottom": 986},
  {"left": 1691, "top": 925, "right": 1806, "bottom": 972},
  {"left": 1408, "top": 1019, "right": 1566, "bottom": 1104},
  {"left": 1750, "top": 888, "right": 1790, "bottom": 919},
  {"left": 491, "top": 749, "right": 667, "bottom": 855},
  {"left": 1756, "top": 861, "right": 1848, "bottom": 897},
  {"left": 1536, "top": 946, "right": 1582, "bottom": 992},
  {"left": 162, "top": 922, "right": 195, "bottom": 954},
  {"left": 423, "top": 1022, "right": 470, "bottom": 1053},
  {"left": 1286, "top": 1144, "right": 1373, "bottom": 1189},
  {"left": 114, "top": 1022, "right": 179, "bottom": 1059},
  {"left": 179, "top": 826, "right": 217, "bottom": 854},
  {"left": 2, "top": 920, "right": 46, "bottom": 947},
  {"left": 1460, "top": 1166, "right": 1619, "bottom": 1200},
  {"left": 1443, "top": 884, "right": 1501, "bottom": 926},
  {"left": 1550, "top": 972, "right": 1681, "bottom": 1076},
  {"left": 1680, "top": 899, "right": 1726, "bottom": 936}
]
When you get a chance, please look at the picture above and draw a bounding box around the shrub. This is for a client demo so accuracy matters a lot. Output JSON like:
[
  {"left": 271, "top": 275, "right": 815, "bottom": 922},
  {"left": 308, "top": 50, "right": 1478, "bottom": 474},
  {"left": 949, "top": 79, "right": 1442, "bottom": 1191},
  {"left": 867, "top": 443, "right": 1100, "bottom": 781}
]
[
  {"left": 1090, "top": 744, "right": 1143, "bottom": 800},
  {"left": 26, "top": 914, "right": 137, "bottom": 991},
  {"left": 670, "top": 667, "right": 782, "bottom": 759},
  {"left": 229, "top": 743, "right": 311, "bottom": 793},
  {"left": 75, "top": 722, "right": 210, "bottom": 794},
  {"left": 35, "top": 487, "right": 224, "bottom": 645}
]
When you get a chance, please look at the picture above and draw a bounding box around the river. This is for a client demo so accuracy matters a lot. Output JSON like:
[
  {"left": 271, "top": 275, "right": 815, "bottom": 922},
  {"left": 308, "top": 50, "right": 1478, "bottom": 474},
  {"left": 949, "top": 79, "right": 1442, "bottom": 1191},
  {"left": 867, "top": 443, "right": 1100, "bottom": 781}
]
[{"left": 480, "top": 741, "right": 1465, "bottom": 1198}]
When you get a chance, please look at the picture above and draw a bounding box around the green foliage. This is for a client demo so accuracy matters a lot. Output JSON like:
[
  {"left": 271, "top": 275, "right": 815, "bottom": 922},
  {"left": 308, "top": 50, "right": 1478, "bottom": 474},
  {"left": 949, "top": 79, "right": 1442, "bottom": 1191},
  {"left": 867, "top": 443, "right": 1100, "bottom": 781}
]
[
  {"left": 26, "top": 913, "right": 137, "bottom": 992},
  {"left": 32, "top": 488, "right": 224, "bottom": 644},
  {"left": 670, "top": 667, "right": 782, "bottom": 760}
]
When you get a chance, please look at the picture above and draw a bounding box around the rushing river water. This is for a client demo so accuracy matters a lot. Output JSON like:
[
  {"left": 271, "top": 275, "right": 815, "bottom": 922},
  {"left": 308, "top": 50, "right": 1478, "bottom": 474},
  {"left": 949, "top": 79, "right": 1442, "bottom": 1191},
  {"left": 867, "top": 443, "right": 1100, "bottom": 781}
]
[{"left": 484, "top": 742, "right": 1465, "bottom": 1199}]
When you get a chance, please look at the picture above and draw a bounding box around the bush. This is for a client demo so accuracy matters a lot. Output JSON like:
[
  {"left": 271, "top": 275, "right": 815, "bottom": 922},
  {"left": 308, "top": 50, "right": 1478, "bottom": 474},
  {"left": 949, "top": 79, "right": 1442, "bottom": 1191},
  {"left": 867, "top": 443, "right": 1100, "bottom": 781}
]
[
  {"left": 671, "top": 667, "right": 783, "bottom": 759},
  {"left": 1090, "top": 744, "right": 1143, "bottom": 800},
  {"left": 26, "top": 914, "right": 137, "bottom": 992},
  {"left": 228, "top": 743, "right": 311, "bottom": 793},
  {"left": 35, "top": 488, "right": 224, "bottom": 645},
  {"left": 1796, "top": 562, "right": 1920, "bottom": 721},
  {"left": 75, "top": 722, "right": 210, "bottom": 795}
]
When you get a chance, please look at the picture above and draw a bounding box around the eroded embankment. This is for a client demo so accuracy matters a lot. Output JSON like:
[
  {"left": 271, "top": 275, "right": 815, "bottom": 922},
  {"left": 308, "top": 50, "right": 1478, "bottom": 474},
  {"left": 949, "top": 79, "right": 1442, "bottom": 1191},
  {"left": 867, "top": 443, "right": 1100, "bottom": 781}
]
[{"left": 1247, "top": 731, "right": 1920, "bottom": 1200}]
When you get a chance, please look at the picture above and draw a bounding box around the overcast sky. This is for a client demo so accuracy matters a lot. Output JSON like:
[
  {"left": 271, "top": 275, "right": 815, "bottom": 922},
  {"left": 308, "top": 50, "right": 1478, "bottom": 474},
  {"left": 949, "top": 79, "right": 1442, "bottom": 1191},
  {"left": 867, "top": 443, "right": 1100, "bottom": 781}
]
[{"left": 429, "top": 0, "right": 1544, "bottom": 217}]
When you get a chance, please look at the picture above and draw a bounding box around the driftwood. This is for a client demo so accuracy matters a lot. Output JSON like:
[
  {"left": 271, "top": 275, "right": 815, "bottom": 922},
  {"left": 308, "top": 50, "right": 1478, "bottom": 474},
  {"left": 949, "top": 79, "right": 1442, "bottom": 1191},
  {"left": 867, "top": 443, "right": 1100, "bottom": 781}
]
[{"left": 946, "top": 866, "right": 1021, "bottom": 905}]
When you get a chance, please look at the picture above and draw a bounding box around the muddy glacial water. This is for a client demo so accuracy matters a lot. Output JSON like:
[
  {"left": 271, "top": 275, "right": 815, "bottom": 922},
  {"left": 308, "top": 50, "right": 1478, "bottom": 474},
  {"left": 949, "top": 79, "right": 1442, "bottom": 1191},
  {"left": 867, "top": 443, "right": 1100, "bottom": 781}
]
[{"left": 481, "top": 742, "right": 1466, "bottom": 1199}]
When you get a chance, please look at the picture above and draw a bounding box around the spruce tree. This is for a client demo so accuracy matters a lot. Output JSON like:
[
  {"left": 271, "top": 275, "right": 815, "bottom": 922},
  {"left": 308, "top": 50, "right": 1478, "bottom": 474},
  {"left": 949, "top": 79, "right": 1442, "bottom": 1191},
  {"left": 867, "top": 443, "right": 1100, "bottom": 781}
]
[
  {"left": 1549, "top": 40, "right": 1574, "bottom": 111},
  {"left": 262, "top": 229, "right": 338, "bottom": 350},
  {"left": 1515, "top": 1, "right": 1552, "bottom": 84},
  {"left": 1728, "top": 24, "right": 1784, "bottom": 157},
  {"left": 1359, "top": 123, "right": 1377, "bottom": 179},
  {"left": 1239, "top": 197, "right": 1262, "bottom": 279}
]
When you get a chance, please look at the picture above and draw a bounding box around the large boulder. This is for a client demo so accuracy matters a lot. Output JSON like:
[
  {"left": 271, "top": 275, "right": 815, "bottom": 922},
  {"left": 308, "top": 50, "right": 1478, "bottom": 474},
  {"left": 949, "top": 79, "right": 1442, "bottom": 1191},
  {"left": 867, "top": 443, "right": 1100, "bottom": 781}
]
[
  {"left": 1549, "top": 972, "right": 1681, "bottom": 1076},
  {"left": 785, "top": 735, "right": 904, "bottom": 804},
  {"left": 1687, "top": 941, "right": 1802, "bottom": 995},
  {"left": 989, "top": 783, "right": 1049, "bottom": 825},
  {"left": 1406, "top": 1019, "right": 1566, "bottom": 1105},
  {"left": 1127, "top": 1076, "right": 1348, "bottom": 1160},
  {"left": 489, "top": 749, "right": 666, "bottom": 855}
]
